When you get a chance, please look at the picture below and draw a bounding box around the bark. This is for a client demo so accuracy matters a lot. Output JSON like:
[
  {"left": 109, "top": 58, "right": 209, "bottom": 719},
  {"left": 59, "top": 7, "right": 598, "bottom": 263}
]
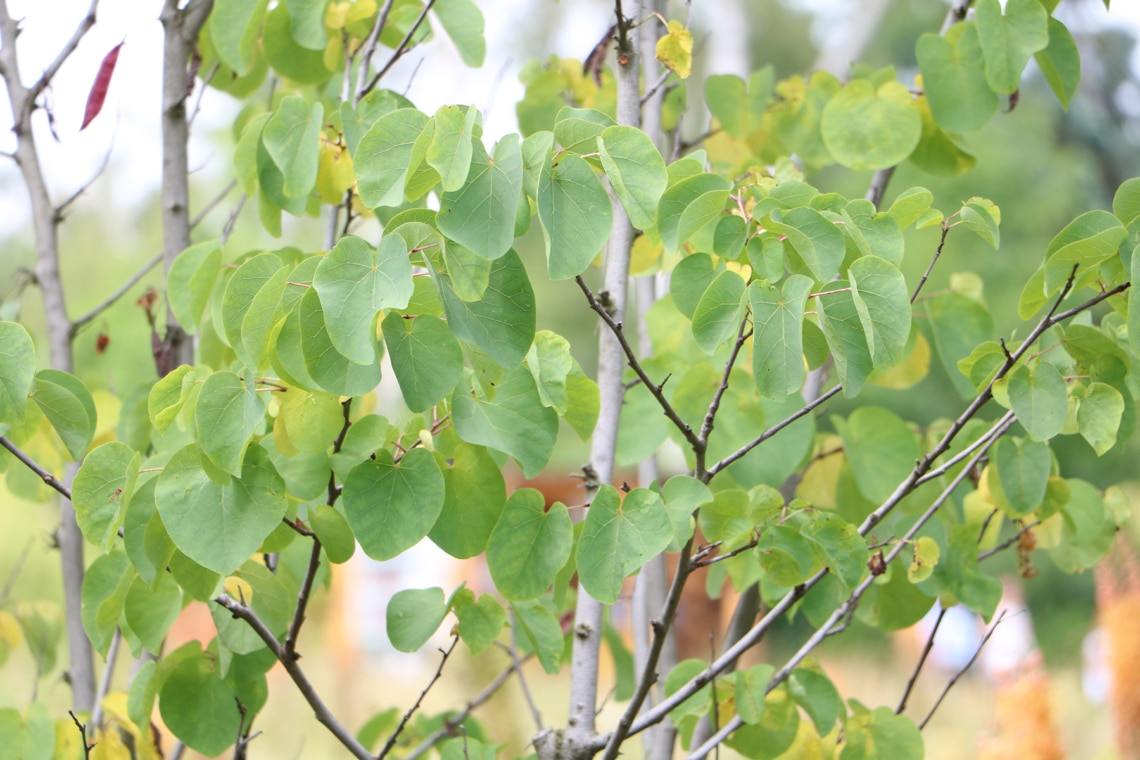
[{"left": 0, "top": 0, "right": 97, "bottom": 712}]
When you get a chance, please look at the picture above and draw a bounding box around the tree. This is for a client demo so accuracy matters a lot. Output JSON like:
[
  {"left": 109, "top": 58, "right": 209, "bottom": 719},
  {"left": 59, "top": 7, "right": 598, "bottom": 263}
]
[{"left": 0, "top": 0, "right": 1135, "bottom": 757}]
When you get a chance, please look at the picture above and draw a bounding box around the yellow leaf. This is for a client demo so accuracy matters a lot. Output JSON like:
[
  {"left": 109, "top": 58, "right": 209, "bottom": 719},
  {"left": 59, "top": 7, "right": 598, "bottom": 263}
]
[
  {"left": 325, "top": 2, "right": 350, "bottom": 30},
  {"left": 317, "top": 138, "right": 356, "bottom": 205},
  {"left": 655, "top": 20, "right": 693, "bottom": 79},
  {"left": 225, "top": 576, "right": 254, "bottom": 604},
  {"left": 91, "top": 725, "right": 131, "bottom": 760},
  {"left": 629, "top": 234, "right": 662, "bottom": 275},
  {"left": 871, "top": 331, "right": 931, "bottom": 390}
]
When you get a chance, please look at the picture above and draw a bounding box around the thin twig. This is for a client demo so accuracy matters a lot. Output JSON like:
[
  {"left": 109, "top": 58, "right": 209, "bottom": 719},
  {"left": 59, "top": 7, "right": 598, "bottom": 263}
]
[
  {"left": 695, "top": 316, "right": 752, "bottom": 478},
  {"left": 69, "top": 710, "right": 95, "bottom": 759},
  {"left": 978, "top": 520, "right": 1041, "bottom": 562},
  {"left": 214, "top": 594, "right": 374, "bottom": 760},
  {"left": 896, "top": 606, "right": 946, "bottom": 714},
  {"left": 377, "top": 636, "right": 459, "bottom": 760},
  {"left": 402, "top": 651, "right": 535, "bottom": 760},
  {"left": 361, "top": 0, "right": 437, "bottom": 96},
  {"left": 919, "top": 610, "right": 1009, "bottom": 729},
  {"left": 0, "top": 541, "right": 33, "bottom": 606},
  {"left": 19, "top": 0, "right": 100, "bottom": 130},
  {"left": 911, "top": 223, "right": 951, "bottom": 303},
  {"left": 640, "top": 68, "right": 670, "bottom": 106},
  {"left": 576, "top": 275, "right": 701, "bottom": 450},
  {"left": 0, "top": 436, "right": 71, "bottom": 499},
  {"left": 89, "top": 627, "right": 121, "bottom": 728},
  {"left": 282, "top": 539, "right": 322, "bottom": 659},
  {"left": 355, "top": 0, "right": 395, "bottom": 102},
  {"left": 190, "top": 178, "right": 238, "bottom": 228},
  {"left": 70, "top": 251, "right": 163, "bottom": 336},
  {"left": 498, "top": 634, "right": 544, "bottom": 730},
  {"left": 54, "top": 143, "right": 114, "bottom": 221}
]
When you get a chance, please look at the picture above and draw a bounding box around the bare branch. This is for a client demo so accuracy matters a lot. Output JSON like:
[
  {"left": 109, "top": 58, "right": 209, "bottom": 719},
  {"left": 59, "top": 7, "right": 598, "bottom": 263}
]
[
  {"left": 403, "top": 651, "right": 536, "bottom": 760},
  {"left": 20, "top": 0, "right": 100, "bottom": 129},
  {"left": 214, "top": 594, "right": 374, "bottom": 760},
  {"left": 70, "top": 251, "right": 163, "bottom": 336},
  {"left": 89, "top": 627, "right": 121, "bottom": 728},
  {"left": 695, "top": 316, "right": 752, "bottom": 477},
  {"left": 68, "top": 710, "right": 96, "bottom": 759},
  {"left": 361, "top": 0, "right": 436, "bottom": 97},
  {"left": 978, "top": 520, "right": 1041, "bottom": 562},
  {"left": 282, "top": 539, "right": 322, "bottom": 659},
  {"left": 190, "top": 178, "right": 238, "bottom": 229},
  {"left": 498, "top": 633, "right": 543, "bottom": 731},
  {"left": 911, "top": 222, "right": 951, "bottom": 303},
  {"left": 575, "top": 275, "right": 701, "bottom": 450},
  {"left": 920, "top": 610, "right": 1009, "bottom": 729},
  {"left": 896, "top": 605, "right": 946, "bottom": 715},
  {"left": 54, "top": 142, "right": 114, "bottom": 222},
  {"left": 354, "top": 0, "right": 396, "bottom": 103},
  {"left": 378, "top": 636, "right": 459, "bottom": 759},
  {"left": 0, "top": 436, "right": 72, "bottom": 499}
]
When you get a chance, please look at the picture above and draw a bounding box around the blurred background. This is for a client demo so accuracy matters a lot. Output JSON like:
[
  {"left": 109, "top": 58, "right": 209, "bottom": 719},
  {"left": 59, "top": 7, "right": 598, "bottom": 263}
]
[{"left": 3, "top": 0, "right": 1140, "bottom": 757}]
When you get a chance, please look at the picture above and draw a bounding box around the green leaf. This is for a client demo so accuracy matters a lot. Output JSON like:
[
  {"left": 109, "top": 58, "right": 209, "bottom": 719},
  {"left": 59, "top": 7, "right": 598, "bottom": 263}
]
[
  {"left": 735, "top": 663, "right": 776, "bottom": 725},
  {"left": 821, "top": 79, "right": 921, "bottom": 171},
  {"left": 277, "top": 385, "right": 342, "bottom": 454},
  {"left": 849, "top": 256, "right": 911, "bottom": 369},
  {"left": 974, "top": 0, "right": 1049, "bottom": 94},
  {"left": 436, "top": 249, "right": 535, "bottom": 364},
  {"left": 670, "top": 252, "right": 717, "bottom": 319},
  {"left": 452, "top": 365, "right": 558, "bottom": 478},
  {"left": 788, "top": 668, "right": 843, "bottom": 735},
  {"left": 486, "top": 489, "right": 572, "bottom": 600},
  {"left": 342, "top": 448, "right": 445, "bottom": 561},
  {"left": 909, "top": 96, "right": 978, "bottom": 177},
  {"left": 81, "top": 550, "right": 132, "bottom": 656},
  {"left": 887, "top": 187, "right": 934, "bottom": 229},
  {"left": 766, "top": 206, "right": 845, "bottom": 282},
  {"left": 155, "top": 445, "right": 287, "bottom": 575},
  {"left": 833, "top": 407, "right": 920, "bottom": 504},
  {"left": 124, "top": 574, "right": 182, "bottom": 655},
  {"left": 195, "top": 371, "right": 266, "bottom": 477},
  {"left": 817, "top": 282, "right": 875, "bottom": 397},
  {"left": 453, "top": 589, "right": 506, "bottom": 654},
  {"left": 513, "top": 598, "right": 565, "bottom": 674},
  {"left": 958, "top": 198, "right": 1001, "bottom": 249},
  {"left": 263, "top": 3, "right": 333, "bottom": 84},
  {"left": 429, "top": 444, "right": 507, "bottom": 558},
  {"left": 537, "top": 153, "right": 613, "bottom": 279},
  {"left": 750, "top": 274, "right": 812, "bottom": 400},
  {"left": 526, "top": 330, "right": 574, "bottom": 413},
  {"left": 0, "top": 322, "right": 34, "bottom": 426},
  {"left": 553, "top": 107, "right": 614, "bottom": 155},
  {"left": 435, "top": 134, "right": 523, "bottom": 262},
  {"left": 663, "top": 659, "right": 713, "bottom": 722},
  {"left": 262, "top": 96, "right": 323, "bottom": 198},
  {"left": 73, "top": 441, "right": 139, "bottom": 548},
  {"left": 928, "top": 292, "right": 995, "bottom": 399},
  {"left": 1077, "top": 382, "right": 1125, "bottom": 456},
  {"left": 1035, "top": 18, "right": 1081, "bottom": 110},
  {"left": 309, "top": 504, "right": 355, "bottom": 564},
  {"left": 565, "top": 366, "right": 600, "bottom": 440},
  {"left": 209, "top": 0, "right": 267, "bottom": 76},
  {"left": 297, "top": 288, "right": 383, "bottom": 396},
  {"left": 355, "top": 108, "right": 431, "bottom": 208},
  {"left": 222, "top": 252, "right": 285, "bottom": 352},
  {"left": 803, "top": 511, "right": 868, "bottom": 588},
  {"left": 314, "top": 235, "right": 413, "bottom": 365},
  {"left": 1043, "top": 210, "right": 1126, "bottom": 295},
  {"left": 240, "top": 265, "right": 289, "bottom": 369},
  {"left": 915, "top": 25, "right": 996, "bottom": 133},
  {"left": 1114, "top": 178, "right": 1140, "bottom": 226},
  {"left": 442, "top": 241, "right": 492, "bottom": 301},
  {"left": 577, "top": 486, "right": 673, "bottom": 604},
  {"left": 657, "top": 173, "right": 731, "bottom": 254},
  {"left": 842, "top": 705, "right": 923, "bottom": 760},
  {"left": 382, "top": 313, "right": 463, "bottom": 412},
  {"left": 705, "top": 69, "right": 773, "bottom": 138},
  {"left": 160, "top": 652, "right": 240, "bottom": 757},
  {"left": 993, "top": 437, "right": 1051, "bottom": 517},
  {"left": 427, "top": 105, "right": 477, "bottom": 191},
  {"left": 845, "top": 200, "right": 904, "bottom": 266},
  {"left": 662, "top": 475, "right": 710, "bottom": 552},
  {"left": 31, "top": 369, "right": 95, "bottom": 460},
  {"left": 387, "top": 587, "right": 450, "bottom": 653},
  {"left": 167, "top": 241, "right": 222, "bottom": 334},
  {"left": 758, "top": 524, "right": 817, "bottom": 586},
  {"left": 928, "top": 526, "right": 1002, "bottom": 618},
  {"left": 283, "top": 0, "right": 328, "bottom": 50},
  {"left": 433, "top": 0, "right": 486, "bottom": 66},
  {"left": 597, "top": 125, "right": 668, "bottom": 230},
  {"left": 1008, "top": 363, "right": 1068, "bottom": 442},
  {"left": 691, "top": 270, "right": 747, "bottom": 354}
]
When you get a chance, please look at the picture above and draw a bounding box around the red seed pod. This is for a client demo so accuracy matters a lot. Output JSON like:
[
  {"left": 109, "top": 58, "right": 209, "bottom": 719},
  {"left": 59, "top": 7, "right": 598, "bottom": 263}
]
[
  {"left": 81, "top": 41, "right": 124, "bottom": 131},
  {"left": 95, "top": 332, "right": 110, "bottom": 354}
]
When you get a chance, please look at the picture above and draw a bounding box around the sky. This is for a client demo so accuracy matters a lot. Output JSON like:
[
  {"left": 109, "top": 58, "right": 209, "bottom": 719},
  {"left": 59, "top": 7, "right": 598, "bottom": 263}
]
[{"left": 0, "top": 0, "right": 1138, "bottom": 234}]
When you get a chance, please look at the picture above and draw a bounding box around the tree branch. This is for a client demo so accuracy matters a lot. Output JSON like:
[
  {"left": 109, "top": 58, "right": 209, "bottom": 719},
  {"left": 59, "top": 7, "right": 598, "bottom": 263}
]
[
  {"left": 20, "top": 0, "right": 100, "bottom": 130},
  {"left": 575, "top": 275, "right": 701, "bottom": 450},
  {"left": 354, "top": 0, "right": 395, "bottom": 103},
  {"left": 919, "top": 609, "right": 1008, "bottom": 729},
  {"left": 69, "top": 251, "right": 163, "bottom": 337},
  {"left": 213, "top": 594, "right": 374, "bottom": 760},
  {"left": 0, "top": 436, "right": 72, "bottom": 499},
  {"left": 895, "top": 605, "right": 946, "bottom": 715},
  {"left": 378, "top": 636, "right": 459, "bottom": 760},
  {"left": 361, "top": 0, "right": 436, "bottom": 97},
  {"left": 695, "top": 316, "right": 752, "bottom": 478}
]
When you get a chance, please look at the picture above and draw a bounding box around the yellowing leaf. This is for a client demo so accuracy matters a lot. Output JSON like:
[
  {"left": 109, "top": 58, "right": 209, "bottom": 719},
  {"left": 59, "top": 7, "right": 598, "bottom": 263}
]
[
  {"left": 656, "top": 20, "right": 692, "bottom": 79},
  {"left": 224, "top": 576, "right": 254, "bottom": 603},
  {"left": 629, "top": 234, "right": 662, "bottom": 275},
  {"left": 907, "top": 536, "right": 940, "bottom": 583}
]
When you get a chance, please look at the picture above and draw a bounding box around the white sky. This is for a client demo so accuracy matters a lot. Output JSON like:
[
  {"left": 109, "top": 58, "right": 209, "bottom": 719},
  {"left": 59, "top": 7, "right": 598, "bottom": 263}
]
[{"left": 0, "top": 0, "right": 1138, "bottom": 234}]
